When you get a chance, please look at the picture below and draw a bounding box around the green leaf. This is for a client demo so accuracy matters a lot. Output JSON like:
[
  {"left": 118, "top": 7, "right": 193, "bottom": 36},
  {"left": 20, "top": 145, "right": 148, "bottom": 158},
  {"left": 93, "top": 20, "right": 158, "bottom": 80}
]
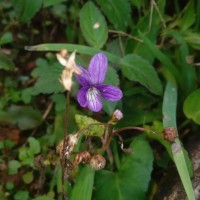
[
  {"left": 4, "top": 140, "right": 15, "bottom": 148},
  {"left": 28, "top": 137, "right": 41, "bottom": 155},
  {"left": 19, "top": 147, "right": 29, "bottom": 161},
  {"left": 138, "top": 31, "right": 181, "bottom": 85},
  {"left": 14, "top": 191, "right": 29, "bottom": 200},
  {"left": 0, "top": 141, "right": 4, "bottom": 149},
  {"left": 23, "top": 172, "right": 34, "bottom": 184},
  {"left": 179, "top": 1, "right": 195, "bottom": 31},
  {"left": 130, "top": 0, "right": 142, "bottom": 9},
  {"left": 33, "top": 195, "right": 54, "bottom": 200},
  {"left": 71, "top": 166, "right": 94, "bottom": 200},
  {"left": 0, "top": 32, "right": 13, "bottom": 45},
  {"left": 21, "top": 88, "right": 33, "bottom": 104},
  {"left": 121, "top": 54, "right": 162, "bottom": 95},
  {"left": 96, "top": 0, "right": 131, "bottom": 30},
  {"left": 6, "top": 182, "right": 14, "bottom": 190},
  {"left": 43, "top": 0, "right": 66, "bottom": 7},
  {"left": 0, "top": 105, "right": 42, "bottom": 130},
  {"left": 31, "top": 58, "right": 64, "bottom": 94},
  {"left": 0, "top": 52, "right": 15, "bottom": 71},
  {"left": 184, "top": 32, "right": 200, "bottom": 50},
  {"left": 162, "top": 81, "right": 177, "bottom": 128},
  {"left": 19, "top": 146, "right": 34, "bottom": 166},
  {"left": 12, "top": 0, "right": 42, "bottom": 22},
  {"left": 79, "top": 1, "right": 108, "bottom": 48},
  {"left": 163, "top": 81, "right": 195, "bottom": 200},
  {"left": 75, "top": 114, "right": 105, "bottom": 137},
  {"left": 168, "top": 31, "right": 197, "bottom": 95},
  {"left": 51, "top": 94, "right": 66, "bottom": 112},
  {"left": 25, "top": 43, "right": 120, "bottom": 63},
  {"left": 102, "top": 100, "right": 117, "bottom": 115},
  {"left": 183, "top": 89, "right": 200, "bottom": 124},
  {"left": 94, "top": 136, "right": 153, "bottom": 200},
  {"left": 8, "top": 160, "right": 21, "bottom": 175},
  {"left": 104, "top": 67, "right": 120, "bottom": 86}
]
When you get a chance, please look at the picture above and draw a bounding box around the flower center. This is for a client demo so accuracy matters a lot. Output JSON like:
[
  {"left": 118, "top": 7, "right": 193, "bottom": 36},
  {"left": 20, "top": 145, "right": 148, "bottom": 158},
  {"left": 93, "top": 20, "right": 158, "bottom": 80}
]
[{"left": 86, "top": 87, "right": 100, "bottom": 102}]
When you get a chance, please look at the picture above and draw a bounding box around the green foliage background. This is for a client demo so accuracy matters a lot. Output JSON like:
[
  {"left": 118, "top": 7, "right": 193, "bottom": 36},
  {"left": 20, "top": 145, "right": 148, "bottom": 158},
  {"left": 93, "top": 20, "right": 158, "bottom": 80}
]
[{"left": 0, "top": 0, "right": 200, "bottom": 199}]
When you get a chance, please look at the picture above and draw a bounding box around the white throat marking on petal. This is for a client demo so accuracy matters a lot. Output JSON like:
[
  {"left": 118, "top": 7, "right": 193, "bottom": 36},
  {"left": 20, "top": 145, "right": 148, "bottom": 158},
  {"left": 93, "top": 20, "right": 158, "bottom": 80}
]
[{"left": 86, "top": 87, "right": 100, "bottom": 102}]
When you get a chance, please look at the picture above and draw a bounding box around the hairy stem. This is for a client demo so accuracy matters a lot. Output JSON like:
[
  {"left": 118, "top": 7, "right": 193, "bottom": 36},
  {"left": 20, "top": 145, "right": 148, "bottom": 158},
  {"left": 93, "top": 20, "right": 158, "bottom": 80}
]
[{"left": 62, "top": 91, "right": 70, "bottom": 200}]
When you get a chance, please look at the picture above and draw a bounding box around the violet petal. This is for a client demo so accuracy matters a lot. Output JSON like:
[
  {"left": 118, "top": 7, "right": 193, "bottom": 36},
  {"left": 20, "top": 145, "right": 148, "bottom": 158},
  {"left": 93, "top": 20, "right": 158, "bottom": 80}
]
[
  {"left": 97, "top": 84, "right": 123, "bottom": 101},
  {"left": 77, "top": 87, "right": 89, "bottom": 107},
  {"left": 86, "top": 87, "right": 102, "bottom": 112},
  {"left": 76, "top": 66, "right": 92, "bottom": 86},
  {"left": 88, "top": 53, "right": 108, "bottom": 84}
]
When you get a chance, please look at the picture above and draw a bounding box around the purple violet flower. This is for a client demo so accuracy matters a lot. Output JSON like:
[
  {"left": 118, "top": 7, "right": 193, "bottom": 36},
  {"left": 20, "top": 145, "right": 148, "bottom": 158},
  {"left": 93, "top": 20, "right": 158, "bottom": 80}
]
[{"left": 76, "top": 53, "right": 123, "bottom": 112}]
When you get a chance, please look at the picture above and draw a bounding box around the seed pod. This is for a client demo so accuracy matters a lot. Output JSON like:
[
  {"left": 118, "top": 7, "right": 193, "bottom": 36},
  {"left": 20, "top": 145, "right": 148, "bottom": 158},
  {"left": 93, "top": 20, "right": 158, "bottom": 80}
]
[
  {"left": 65, "top": 133, "right": 79, "bottom": 157},
  {"left": 64, "top": 159, "right": 74, "bottom": 179},
  {"left": 90, "top": 155, "right": 106, "bottom": 170},
  {"left": 163, "top": 127, "right": 178, "bottom": 142},
  {"left": 56, "top": 133, "right": 79, "bottom": 158},
  {"left": 56, "top": 140, "right": 65, "bottom": 156},
  {"left": 74, "top": 150, "right": 91, "bottom": 165}
]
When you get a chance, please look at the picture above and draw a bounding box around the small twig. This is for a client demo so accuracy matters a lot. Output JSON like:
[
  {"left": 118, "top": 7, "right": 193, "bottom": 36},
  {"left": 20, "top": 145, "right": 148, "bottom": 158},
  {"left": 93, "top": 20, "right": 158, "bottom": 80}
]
[
  {"left": 115, "top": 133, "right": 132, "bottom": 154},
  {"left": 108, "top": 29, "right": 143, "bottom": 43},
  {"left": 112, "top": 126, "right": 156, "bottom": 135},
  {"left": 147, "top": 0, "right": 154, "bottom": 33},
  {"left": 148, "top": 0, "right": 166, "bottom": 33},
  {"left": 61, "top": 91, "right": 70, "bottom": 200},
  {"left": 96, "top": 132, "right": 113, "bottom": 154},
  {"left": 42, "top": 101, "right": 54, "bottom": 120},
  {"left": 153, "top": 0, "right": 166, "bottom": 29},
  {"left": 103, "top": 125, "right": 114, "bottom": 168}
]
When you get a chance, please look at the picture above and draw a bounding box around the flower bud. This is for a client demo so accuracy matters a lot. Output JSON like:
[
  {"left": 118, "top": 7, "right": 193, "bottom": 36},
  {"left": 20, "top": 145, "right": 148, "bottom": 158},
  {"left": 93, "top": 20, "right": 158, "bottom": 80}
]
[
  {"left": 90, "top": 155, "right": 106, "bottom": 170},
  {"left": 110, "top": 109, "right": 123, "bottom": 123}
]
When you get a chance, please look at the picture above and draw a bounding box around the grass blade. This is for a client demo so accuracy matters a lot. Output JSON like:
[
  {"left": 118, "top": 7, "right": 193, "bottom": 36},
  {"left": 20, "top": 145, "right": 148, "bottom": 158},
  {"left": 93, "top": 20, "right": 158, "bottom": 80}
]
[{"left": 162, "top": 81, "right": 195, "bottom": 200}]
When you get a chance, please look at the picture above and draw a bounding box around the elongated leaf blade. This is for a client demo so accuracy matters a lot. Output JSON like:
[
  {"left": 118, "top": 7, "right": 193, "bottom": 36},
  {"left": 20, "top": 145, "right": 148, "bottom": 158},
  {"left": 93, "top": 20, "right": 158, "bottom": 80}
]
[
  {"left": 139, "top": 31, "right": 181, "bottom": 85},
  {"left": 71, "top": 166, "right": 95, "bottom": 200},
  {"left": 163, "top": 81, "right": 195, "bottom": 200},
  {"left": 25, "top": 43, "right": 120, "bottom": 63}
]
